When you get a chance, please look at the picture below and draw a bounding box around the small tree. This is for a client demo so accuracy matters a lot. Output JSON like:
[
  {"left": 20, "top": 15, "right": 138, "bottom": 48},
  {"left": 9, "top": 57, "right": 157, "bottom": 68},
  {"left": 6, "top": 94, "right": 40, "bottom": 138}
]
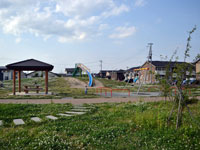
[{"left": 159, "top": 26, "right": 199, "bottom": 129}]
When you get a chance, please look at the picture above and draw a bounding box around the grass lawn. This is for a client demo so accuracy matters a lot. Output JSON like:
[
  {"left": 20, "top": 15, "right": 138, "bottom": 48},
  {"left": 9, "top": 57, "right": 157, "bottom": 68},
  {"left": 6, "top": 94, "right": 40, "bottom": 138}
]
[
  {"left": 0, "top": 101, "right": 199, "bottom": 149},
  {"left": 0, "top": 77, "right": 98, "bottom": 99}
]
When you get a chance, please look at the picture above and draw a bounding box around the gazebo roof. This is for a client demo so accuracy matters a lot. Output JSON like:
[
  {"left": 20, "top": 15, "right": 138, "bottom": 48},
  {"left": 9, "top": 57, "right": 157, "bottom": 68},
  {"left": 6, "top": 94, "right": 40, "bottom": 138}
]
[{"left": 6, "top": 59, "right": 54, "bottom": 71}]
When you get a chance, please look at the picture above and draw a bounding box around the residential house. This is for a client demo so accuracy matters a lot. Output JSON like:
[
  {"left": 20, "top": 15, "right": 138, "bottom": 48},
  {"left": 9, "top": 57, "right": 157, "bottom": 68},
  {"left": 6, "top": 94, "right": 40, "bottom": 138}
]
[
  {"left": 65, "top": 68, "right": 80, "bottom": 76},
  {"left": 99, "top": 70, "right": 125, "bottom": 81},
  {"left": 124, "top": 66, "right": 141, "bottom": 82},
  {"left": 0, "top": 66, "right": 13, "bottom": 81},
  {"left": 139, "top": 61, "right": 196, "bottom": 84},
  {"left": 26, "top": 71, "right": 59, "bottom": 78},
  {"left": 195, "top": 59, "right": 200, "bottom": 80}
]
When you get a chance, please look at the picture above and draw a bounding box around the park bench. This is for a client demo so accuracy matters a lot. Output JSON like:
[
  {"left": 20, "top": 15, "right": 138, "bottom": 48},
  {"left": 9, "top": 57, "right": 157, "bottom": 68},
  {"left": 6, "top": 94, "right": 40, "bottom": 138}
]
[{"left": 24, "top": 85, "right": 43, "bottom": 94}]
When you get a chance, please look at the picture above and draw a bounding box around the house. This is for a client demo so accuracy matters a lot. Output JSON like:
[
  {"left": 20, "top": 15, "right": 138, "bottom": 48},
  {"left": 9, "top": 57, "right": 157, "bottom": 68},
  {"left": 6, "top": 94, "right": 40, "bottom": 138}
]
[
  {"left": 99, "top": 70, "right": 125, "bottom": 81},
  {"left": 0, "top": 66, "right": 27, "bottom": 81},
  {"left": 0, "top": 66, "right": 13, "bottom": 81},
  {"left": 195, "top": 59, "right": 200, "bottom": 80},
  {"left": 139, "top": 61, "right": 196, "bottom": 84},
  {"left": 65, "top": 68, "right": 80, "bottom": 76},
  {"left": 26, "top": 71, "right": 59, "bottom": 78},
  {"left": 124, "top": 66, "right": 141, "bottom": 81}
]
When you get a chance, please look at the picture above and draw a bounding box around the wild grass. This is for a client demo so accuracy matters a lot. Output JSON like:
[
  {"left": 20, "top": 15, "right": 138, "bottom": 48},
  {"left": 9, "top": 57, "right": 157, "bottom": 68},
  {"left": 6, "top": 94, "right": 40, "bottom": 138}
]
[
  {"left": 0, "top": 77, "right": 99, "bottom": 99},
  {"left": 0, "top": 101, "right": 199, "bottom": 149}
]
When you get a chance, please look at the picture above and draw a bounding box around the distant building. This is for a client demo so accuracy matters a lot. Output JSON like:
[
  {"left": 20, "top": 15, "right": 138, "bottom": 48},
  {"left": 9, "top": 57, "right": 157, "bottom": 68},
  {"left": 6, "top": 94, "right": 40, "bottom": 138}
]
[
  {"left": 124, "top": 66, "right": 141, "bottom": 82},
  {"left": 195, "top": 59, "right": 200, "bottom": 80},
  {"left": 0, "top": 66, "right": 26, "bottom": 81},
  {"left": 139, "top": 61, "right": 196, "bottom": 84},
  {"left": 65, "top": 68, "right": 80, "bottom": 76},
  {"left": 26, "top": 71, "right": 59, "bottom": 78},
  {"left": 0, "top": 66, "right": 13, "bottom": 81},
  {"left": 99, "top": 70, "right": 125, "bottom": 81}
]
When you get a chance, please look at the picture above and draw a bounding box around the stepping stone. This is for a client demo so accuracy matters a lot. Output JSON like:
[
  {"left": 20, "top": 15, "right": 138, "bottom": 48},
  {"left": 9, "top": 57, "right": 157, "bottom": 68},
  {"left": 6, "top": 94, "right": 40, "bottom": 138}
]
[
  {"left": 31, "top": 117, "right": 41, "bottom": 122},
  {"left": 46, "top": 115, "right": 58, "bottom": 120},
  {"left": 71, "top": 109, "right": 90, "bottom": 112},
  {"left": 0, "top": 120, "right": 2, "bottom": 126},
  {"left": 58, "top": 113, "right": 73, "bottom": 117},
  {"left": 65, "top": 111, "right": 86, "bottom": 115},
  {"left": 13, "top": 119, "right": 25, "bottom": 125},
  {"left": 73, "top": 106, "right": 90, "bottom": 109}
]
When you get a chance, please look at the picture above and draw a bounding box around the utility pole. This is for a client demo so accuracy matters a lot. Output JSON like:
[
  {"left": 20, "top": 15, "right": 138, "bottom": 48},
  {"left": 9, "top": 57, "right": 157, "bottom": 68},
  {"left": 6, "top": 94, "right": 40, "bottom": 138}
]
[
  {"left": 148, "top": 43, "right": 153, "bottom": 84},
  {"left": 99, "top": 60, "right": 102, "bottom": 77}
]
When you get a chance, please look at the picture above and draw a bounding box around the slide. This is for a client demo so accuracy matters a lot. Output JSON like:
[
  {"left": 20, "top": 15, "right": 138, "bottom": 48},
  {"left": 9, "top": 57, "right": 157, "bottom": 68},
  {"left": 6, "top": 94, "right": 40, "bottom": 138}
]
[
  {"left": 73, "top": 63, "right": 93, "bottom": 87},
  {"left": 133, "top": 77, "right": 139, "bottom": 83}
]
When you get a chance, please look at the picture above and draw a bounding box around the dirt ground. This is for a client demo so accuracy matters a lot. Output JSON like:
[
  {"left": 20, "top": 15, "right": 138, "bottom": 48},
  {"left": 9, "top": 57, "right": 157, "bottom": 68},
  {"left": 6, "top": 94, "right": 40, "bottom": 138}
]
[
  {"left": 65, "top": 77, "right": 104, "bottom": 88},
  {"left": 65, "top": 77, "right": 86, "bottom": 88},
  {"left": 0, "top": 96, "right": 199, "bottom": 105}
]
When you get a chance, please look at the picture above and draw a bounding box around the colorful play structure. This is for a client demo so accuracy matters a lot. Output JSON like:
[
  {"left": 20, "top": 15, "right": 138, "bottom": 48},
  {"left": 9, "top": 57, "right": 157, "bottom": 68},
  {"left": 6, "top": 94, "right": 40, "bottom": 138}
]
[{"left": 72, "top": 63, "right": 93, "bottom": 87}]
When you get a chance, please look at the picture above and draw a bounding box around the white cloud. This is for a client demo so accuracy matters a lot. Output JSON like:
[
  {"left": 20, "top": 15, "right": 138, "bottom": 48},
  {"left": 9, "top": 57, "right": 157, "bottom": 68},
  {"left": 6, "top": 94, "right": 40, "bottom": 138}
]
[
  {"left": 134, "top": 0, "right": 147, "bottom": 7},
  {"left": 98, "top": 24, "right": 109, "bottom": 30},
  {"left": 15, "top": 37, "right": 21, "bottom": 43},
  {"left": 0, "top": 0, "right": 130, "bottom": 43},
  {"left": 109, "top": 26, "right": 136, "bottom": 39}
]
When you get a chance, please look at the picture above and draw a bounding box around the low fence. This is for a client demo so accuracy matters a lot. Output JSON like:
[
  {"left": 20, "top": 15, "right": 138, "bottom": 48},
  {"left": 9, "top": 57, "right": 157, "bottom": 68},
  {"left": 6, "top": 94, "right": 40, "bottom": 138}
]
[{"left": 96, "top": 87, "right": 130, "bottom": 97}]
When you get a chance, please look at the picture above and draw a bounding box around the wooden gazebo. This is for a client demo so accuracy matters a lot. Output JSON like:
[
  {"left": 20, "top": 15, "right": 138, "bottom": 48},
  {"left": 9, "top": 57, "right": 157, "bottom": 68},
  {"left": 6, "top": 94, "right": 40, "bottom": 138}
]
[{"left": 6, "top": 59, "right": 54, "bottom": 95}]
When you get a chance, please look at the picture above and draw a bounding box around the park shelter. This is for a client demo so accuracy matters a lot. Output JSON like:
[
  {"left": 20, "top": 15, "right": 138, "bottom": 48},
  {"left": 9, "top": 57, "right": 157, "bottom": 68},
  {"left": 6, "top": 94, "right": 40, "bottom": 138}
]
[{"left": 6, "top": 59, "right": 54, "bottom": 95}]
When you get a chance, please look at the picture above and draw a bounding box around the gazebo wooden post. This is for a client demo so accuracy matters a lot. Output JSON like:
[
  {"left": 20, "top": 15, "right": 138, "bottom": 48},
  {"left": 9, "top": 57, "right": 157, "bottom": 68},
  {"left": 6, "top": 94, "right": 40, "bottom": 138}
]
[
  {"left": 18, "top": 70, "right": 21, "bottom": 93},
  {"left": 45, "top": 70, "right": 48, "bottom": 94},
  {"left": 13, "top": 70, "right": 16, "bottom": 95}
]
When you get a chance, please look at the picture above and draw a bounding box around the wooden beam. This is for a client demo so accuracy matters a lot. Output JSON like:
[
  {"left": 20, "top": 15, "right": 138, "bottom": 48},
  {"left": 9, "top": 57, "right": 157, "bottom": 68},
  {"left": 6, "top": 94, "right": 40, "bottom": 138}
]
[
  {"left": 18, "top": 71, "right": 21, "bottom": 93},
  {"left": 13, "top": 70, "right": 16, "bottom": 95},
  {"left": 45, "top": 70, "right": 48, "bottom": 94}
]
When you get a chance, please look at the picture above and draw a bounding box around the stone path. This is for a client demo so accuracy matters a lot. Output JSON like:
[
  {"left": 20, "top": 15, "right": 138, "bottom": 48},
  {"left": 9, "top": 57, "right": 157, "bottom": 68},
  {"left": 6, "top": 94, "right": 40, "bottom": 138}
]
[
  {"left": 46, "top": 115, "right": 58, "bottom": 120},
  {"left": 58, "top": 113, "right": 73, "bottom": 117},
  {"left": 31, "top": 117, "right": 41, "bottom": 122},
  {"left": 0, "top": 105, "right": 92, "bottom": 127},
  {"left": 13, "top": 119, "right": 25, "bottom": 125},
  {"left": 65, "top": 111, "right": 86, "bottom": 115}
]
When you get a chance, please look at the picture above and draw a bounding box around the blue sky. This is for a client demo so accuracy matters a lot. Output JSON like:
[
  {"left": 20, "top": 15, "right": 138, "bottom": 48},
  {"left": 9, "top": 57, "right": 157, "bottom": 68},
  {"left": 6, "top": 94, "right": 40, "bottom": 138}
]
[{"left": 0, "top": 0, "right": 200, "bottom": 73}]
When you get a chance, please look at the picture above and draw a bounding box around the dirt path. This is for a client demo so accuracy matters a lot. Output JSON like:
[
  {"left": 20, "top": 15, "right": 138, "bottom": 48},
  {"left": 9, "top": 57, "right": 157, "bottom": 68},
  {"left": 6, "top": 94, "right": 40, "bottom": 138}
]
[
  {"left": 65, "top": 77, "right": 104, "bottom": 88},
  {"left": 1, "top": 96, "right": 199, "bottom": 105},
  {"left": 65, "top": 77, "right": 86, "bottom": 88},
  {"left": 93, "top": 79, "right": 104, "bottom": 87}
]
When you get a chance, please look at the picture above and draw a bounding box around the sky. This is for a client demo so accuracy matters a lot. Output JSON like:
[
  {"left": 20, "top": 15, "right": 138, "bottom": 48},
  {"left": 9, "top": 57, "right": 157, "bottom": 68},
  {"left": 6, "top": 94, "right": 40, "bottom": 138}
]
[{"left": 0, "top": 0, "right": 200, "bottom": 73}]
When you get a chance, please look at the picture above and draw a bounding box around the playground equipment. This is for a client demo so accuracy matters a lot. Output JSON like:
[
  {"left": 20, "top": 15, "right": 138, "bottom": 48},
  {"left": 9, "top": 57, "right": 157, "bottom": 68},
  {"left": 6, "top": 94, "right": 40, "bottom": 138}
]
[
  {"left": 72, "top": 63, "right": 93, "bottom": 87},
  {"left": 134, "top": 67, "right": 149, "bottom": 95}
]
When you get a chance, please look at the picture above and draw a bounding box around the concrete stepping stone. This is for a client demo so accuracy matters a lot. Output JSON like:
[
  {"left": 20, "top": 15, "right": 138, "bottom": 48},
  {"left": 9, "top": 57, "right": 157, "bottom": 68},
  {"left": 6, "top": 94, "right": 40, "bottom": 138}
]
[
  {"left": 0, "top": 120, "right": 3, "bottom": 126},
  {"left": 31, "top": 117, "right": 41, "bottom": 122},
  {"left": 13, "top": 119, "right": 25, "bottom": 125},
  {"left": 58, "top": 113, "right": 73, "bottom": 117},
  {"left": 46, "top": 115, "right": 58, "bottom": 120},
  {"left": 73, "top": 106, "right": 90, "bottom": 109},
  {"left": 71, "top": 109, "right": 90, "bottom": 112},
  {"left": 65, "top": 111, "right": 86, "bottom": 115}
]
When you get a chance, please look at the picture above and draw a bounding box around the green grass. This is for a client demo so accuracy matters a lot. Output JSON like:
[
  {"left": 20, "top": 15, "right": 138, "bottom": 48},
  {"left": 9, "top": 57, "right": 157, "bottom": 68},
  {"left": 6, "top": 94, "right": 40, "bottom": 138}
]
[
  {"left": 0, "top": 101, "right": 199, "bottom": 149},
  {"left": 96, "top": 78, "right": 161, "bottom": 92},
  {"left": 0, "top": 77, "right": 99, "bottom": 99}
]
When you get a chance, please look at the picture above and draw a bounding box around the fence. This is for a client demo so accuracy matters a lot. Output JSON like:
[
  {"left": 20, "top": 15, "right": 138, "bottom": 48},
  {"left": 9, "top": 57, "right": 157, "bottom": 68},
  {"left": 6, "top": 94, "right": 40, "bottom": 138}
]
[{"left": 96, "top": 87, "right": 130, "bottom": 97}]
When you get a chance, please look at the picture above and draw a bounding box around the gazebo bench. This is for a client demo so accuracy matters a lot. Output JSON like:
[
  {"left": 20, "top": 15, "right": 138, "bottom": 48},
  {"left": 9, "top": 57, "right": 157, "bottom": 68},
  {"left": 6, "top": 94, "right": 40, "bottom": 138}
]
[{"left": 24, "top": 86, "right": 43, "bottom": 94}]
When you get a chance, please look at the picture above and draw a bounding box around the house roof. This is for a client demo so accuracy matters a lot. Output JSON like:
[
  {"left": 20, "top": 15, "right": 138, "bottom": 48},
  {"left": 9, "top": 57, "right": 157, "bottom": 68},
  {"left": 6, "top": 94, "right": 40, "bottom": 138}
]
[
  {"left": 194, "top": 58, "right": 200, "bottom": 64},
  {"left": 6, "top": 59, "right": 54, "bottom": 71},
  {"left": 126, "top": 66, "right": 141, "bottom": 72},
  {"left": 100, "top": 69, "right": 125, "bottom": 73},
  {"left": 0, "top": 66, "right": 7, "bottom": 70},
  {"left": 150, "top": 61, "right": 187, "bottom": 67},
  {"left": 65, "top": 68, "right": 75, "bottom": 72}
]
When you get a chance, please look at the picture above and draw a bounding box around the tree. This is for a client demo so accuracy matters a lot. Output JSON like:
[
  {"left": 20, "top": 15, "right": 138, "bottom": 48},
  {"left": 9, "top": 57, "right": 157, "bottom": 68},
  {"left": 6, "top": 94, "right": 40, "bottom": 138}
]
[
  {"left": 193, "top": 53, "right": 200, "bottom": 62},
  {"left": 159, "top": 26, "right": 199, "bottom": 129}
]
